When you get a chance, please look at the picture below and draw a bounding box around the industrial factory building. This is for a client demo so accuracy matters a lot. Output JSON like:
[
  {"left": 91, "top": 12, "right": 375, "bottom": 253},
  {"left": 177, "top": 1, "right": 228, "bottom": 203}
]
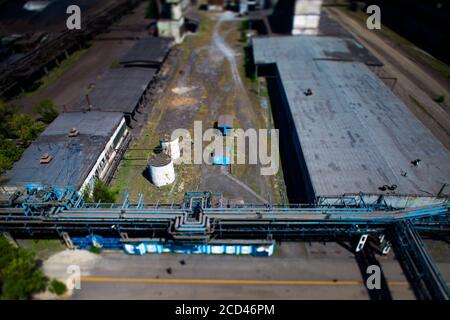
[
  {"left": 70, "top": 37, "right": 173, "bottom": 124},
  {"left": 1, "top": 111, "right": 130, "bottom": 193},
  {"left": 1, "top": 33, "right": 174, "bottom": 193},
  {"left": 119, "top": 37, "right": 173, "bottom": 68},
  {"left": 71, "top": 67, "right": 157, "bottom": 124},
  {"left": 253, "top": 36, "right": 450, "bottom": 208}
]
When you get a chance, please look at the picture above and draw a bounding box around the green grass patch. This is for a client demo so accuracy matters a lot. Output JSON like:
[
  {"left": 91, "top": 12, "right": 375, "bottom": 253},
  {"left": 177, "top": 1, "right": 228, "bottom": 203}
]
[
  {"left": 20, "top": 48, "right": 90, "bottom": 98},
  {"left": 17, "top": 239, "right": 65, "bottom": 261}
]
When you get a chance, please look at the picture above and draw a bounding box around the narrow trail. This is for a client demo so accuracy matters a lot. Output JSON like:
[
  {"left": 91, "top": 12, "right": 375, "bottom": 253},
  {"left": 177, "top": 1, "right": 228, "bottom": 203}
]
[
  {"left": 212, "top": 13, "right": 245, "bottom": 90},
  {"left": 211, "top": 12, "right": 271, "bottom": 203},
  {"left": 221, "top": 168, "right": 269, "bottom": 203}
]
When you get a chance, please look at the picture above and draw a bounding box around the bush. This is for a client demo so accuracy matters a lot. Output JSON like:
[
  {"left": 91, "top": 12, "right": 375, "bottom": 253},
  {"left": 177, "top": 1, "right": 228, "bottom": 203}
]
[
  {"left": 33, "top": 99, "right": 59, "bottom": 124},
  {"left": 92, "top": 179, "right": 117, "bottom": 203},
  {"left": 48, "top": 279, "right": 67, "bottom": 296},
  {"left": 0, "top": 101, "right": 16, "bottom": 137},
  {"left": 10, "top": 114, "right": 45, "bottom": 145},
  {"left": 88, "top": 247, "right": 102, "bottom": 254},
  {"left": 239, "top": 20, "right": 249, "bottom": 43},
  {"left": 0, "top": 100, "right": 47, "bottom": 175},
  {"left": 0, "top": 140, "right": 24, "bottom": 174},
  {"left": 433, "top": 95, "right": 445, "bottom": 104}
]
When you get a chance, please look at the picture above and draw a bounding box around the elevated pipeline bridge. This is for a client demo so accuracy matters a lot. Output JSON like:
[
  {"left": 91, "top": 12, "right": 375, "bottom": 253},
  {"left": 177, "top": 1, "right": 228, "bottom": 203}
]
[{"left": 0, "top": 187, "right": 449, "bottom": 300}]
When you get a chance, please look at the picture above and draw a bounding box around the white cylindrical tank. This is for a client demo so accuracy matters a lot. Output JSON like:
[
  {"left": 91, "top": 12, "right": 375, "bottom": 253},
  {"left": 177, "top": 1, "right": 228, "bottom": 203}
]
[
  {"left": 148, "top": 153, "right": 175, "bottom": 187},
  {"left": 160, "top": 134, "right": 180, "bottom": 160}
]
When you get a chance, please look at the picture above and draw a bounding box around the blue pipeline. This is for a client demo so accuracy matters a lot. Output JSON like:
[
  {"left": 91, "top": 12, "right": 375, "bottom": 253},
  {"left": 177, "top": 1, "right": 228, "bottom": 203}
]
[{"left": 71, "top": 235, "right": 275, "bottom": 256}]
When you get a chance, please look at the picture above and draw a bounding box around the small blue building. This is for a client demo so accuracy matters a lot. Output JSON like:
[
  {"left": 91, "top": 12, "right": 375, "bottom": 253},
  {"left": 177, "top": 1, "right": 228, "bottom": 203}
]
[
  {"left": 217, "top": 114, "right": 234, "bottom": 136},
  {"left": 212, "top": 147, "right": 231, "bottom": 165}
]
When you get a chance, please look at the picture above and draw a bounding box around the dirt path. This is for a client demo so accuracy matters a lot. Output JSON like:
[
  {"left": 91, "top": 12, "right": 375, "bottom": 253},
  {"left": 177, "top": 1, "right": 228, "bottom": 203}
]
[
  {"left": 111, "top": 11, "right": 276, "bottom": 204},
  {"left": 327, "top": 8, "right": 450, "bottom": 150},
  {"left": 212, "top": 12, "right": 245, "bottom": 91},
  {"left": 210, "top": 12, "right": 272, "bottom": 201}
]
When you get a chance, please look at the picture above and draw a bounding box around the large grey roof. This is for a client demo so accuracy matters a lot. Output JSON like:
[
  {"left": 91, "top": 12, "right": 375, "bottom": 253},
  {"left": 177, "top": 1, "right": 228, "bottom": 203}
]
[
  {"left": 119, "top": 37, "right": 173, "bottom": 66},
  {"left": 71, "top": 67, "right": 156, "bottom": 114},
  {"left": 253, "top": 36, "right": 450, "bottom": 198},
  {"left": 2, "top": 112, "right": 124, "bottom": 189}
]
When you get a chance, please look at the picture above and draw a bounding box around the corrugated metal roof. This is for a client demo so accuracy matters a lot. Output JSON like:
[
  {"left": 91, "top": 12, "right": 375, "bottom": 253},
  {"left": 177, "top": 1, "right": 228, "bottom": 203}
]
[
  {"left": 2, "top": 112, "right": 124, "bottom": 188},
  {"left": 253, "top": 36, "right": 450, "bottom": 198},
  {"left": 119, "top": 37, "right": 173, "bottom": 66},
  {"left": 71, "top": 67, "right": 156, "bottom": 114}
]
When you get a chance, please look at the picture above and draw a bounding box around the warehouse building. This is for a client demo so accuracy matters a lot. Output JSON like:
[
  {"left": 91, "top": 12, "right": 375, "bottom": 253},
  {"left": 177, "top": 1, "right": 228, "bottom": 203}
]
[
  {"left": 253, "top": 36, "right": 450, "bottom": 208},
  {"left": 71, "top": 67, "right": 157, "bottom": 125},
  {"left": 1, "top": 112, "right": 130, "bottom": 193},
  {"left": 119, "top": 37, "right": 173, "bottom": 68}
]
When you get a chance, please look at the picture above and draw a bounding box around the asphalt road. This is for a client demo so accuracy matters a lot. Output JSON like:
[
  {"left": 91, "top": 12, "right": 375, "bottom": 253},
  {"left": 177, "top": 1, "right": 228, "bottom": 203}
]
[{"left": 68, "top": 242, "right": 435, "bottom": 300}]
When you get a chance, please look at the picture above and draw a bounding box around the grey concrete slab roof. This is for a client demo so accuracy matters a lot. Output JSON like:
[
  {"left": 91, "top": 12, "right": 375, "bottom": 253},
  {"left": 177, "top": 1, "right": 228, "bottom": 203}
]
[
  {"left": 218, "top": 114, "right": 233, "bottom": 128},
  {"left": 253, "top": 36, "right": 450, "bottom": 198},
  {"left": 2, "top": 112, "right": 124, "bottom": 189},
  {"left": 119, "top": 37, "right": 173, "bottom": 66},
  {"left": 72, "top": 67, "right": 157, "bottom": 114}
]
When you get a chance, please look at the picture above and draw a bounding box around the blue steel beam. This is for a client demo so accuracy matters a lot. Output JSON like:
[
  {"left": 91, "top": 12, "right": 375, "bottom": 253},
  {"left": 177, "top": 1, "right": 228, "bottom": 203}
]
[{"left": 390, "top": 220, "right": 450, "bottom": 300}]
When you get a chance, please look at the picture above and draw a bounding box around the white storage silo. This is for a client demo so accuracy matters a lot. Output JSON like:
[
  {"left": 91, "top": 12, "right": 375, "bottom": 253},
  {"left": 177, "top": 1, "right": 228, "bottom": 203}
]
[
  {"left": 148, "top": 153, "right": 175, "bottom": 187},
  {"left": 160, "top": 134, "right": 180, "bottom": 160}
]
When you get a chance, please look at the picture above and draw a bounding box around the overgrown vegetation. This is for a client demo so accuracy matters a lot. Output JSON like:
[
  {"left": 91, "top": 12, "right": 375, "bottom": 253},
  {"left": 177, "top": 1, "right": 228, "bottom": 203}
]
[
  {"left": 145, "top": 0, "right": 159, "bottom": 19},
  {"left": 48, "top": 279, "right": 67, "bottom": 296},
  {"left": 20, "top": 48, "right": 89, "bottom": 98},
  {"left": 433, "top": 95, "right": 445, "bottom": 104},
  {"left": 0, "top": 235, "right": 47, "bottom": 300},
  {"left": 83, "top": 179, "right": 118, "bottom": 203},
  {"left": 88, "top": 247, "right": 102, "bottom": 254},
  {"left": 32, "top": 99, "right": 59, "bottom": 124},
  {"left": 0, "top": 100, "right": 53, "bottom": 175},
  {"left": 243, "top": 45, "right": 256, "bottom": 81},
  {"left": 239, "top": 20, "right": 249, "bottom": 43}
]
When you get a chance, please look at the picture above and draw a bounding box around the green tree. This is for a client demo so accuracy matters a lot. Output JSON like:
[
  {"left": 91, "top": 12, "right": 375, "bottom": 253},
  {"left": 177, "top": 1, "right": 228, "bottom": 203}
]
[
  {"left": 0, "top": 236, "right": 16, "bottom": 275},
  {"left": 48, "top": 279, "right": 67, "bottom": 296},
  {"left": 92, "top": 179, "right": 117, "bottom": 203},
  {"left": 0, "top": 237, "right": 47, "bottom": 300},
  {"left": 32, "top": 99, "right": 59, "bottom": 124},
  {"left": 0, "top": 141, "right": 24, "bottom": 175},
  {"left": 10, "top": 114, "right": 45, "bottom": 145},
  {"left": 0, "top": 101, "right": 16, "bottom": 138}
]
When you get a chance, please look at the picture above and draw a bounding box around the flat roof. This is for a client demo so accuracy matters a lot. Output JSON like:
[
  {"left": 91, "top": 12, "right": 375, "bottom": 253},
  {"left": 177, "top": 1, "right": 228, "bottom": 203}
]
[
  {"left": 71, "top": 67, "right": 157, "bottom": 114},
  {"left": 253, "top": 36, "right": 450, "bottom": 198},
  {"left": 119, "top": 37, "right": 173, "bottom": 66},
  {"left": 2, "top": 112, "right": 124, "bottom": 189},
  {"left": 218, "top": 114, "right": 233, "bottom": 128}
]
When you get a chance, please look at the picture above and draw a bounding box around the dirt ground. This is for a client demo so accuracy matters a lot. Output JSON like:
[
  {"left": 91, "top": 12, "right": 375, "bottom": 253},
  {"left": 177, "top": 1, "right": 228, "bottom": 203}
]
[
  {"left": 12, "top": 1, "right": 151, "bottom": 114},
  {"left": 111, "top": 11, "right": 287, "bottom": 204},
  {"left": 327, "top": 8, "right": 450, "bottom": 150}
]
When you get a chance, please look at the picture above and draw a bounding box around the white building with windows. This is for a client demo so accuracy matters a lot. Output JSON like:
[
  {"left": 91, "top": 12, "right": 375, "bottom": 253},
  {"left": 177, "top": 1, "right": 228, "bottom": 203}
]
[{"left": 1, "top": 112, "right": 130, "bottom": 193}]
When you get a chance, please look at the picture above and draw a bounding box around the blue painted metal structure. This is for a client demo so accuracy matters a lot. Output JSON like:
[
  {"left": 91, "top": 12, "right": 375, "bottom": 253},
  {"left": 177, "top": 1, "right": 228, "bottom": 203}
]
[{"left": 0, "top": 187, "right": 449, "bottom": 299}]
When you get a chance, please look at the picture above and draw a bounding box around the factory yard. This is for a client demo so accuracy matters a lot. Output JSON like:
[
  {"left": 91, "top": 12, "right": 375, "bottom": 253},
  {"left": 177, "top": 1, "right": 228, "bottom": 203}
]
[
  {"left": 1, "top": 1, "right": 450, "bottom": 302},
  {"left": 110, "top": 11, "right": 286, "bottom": 204}
]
